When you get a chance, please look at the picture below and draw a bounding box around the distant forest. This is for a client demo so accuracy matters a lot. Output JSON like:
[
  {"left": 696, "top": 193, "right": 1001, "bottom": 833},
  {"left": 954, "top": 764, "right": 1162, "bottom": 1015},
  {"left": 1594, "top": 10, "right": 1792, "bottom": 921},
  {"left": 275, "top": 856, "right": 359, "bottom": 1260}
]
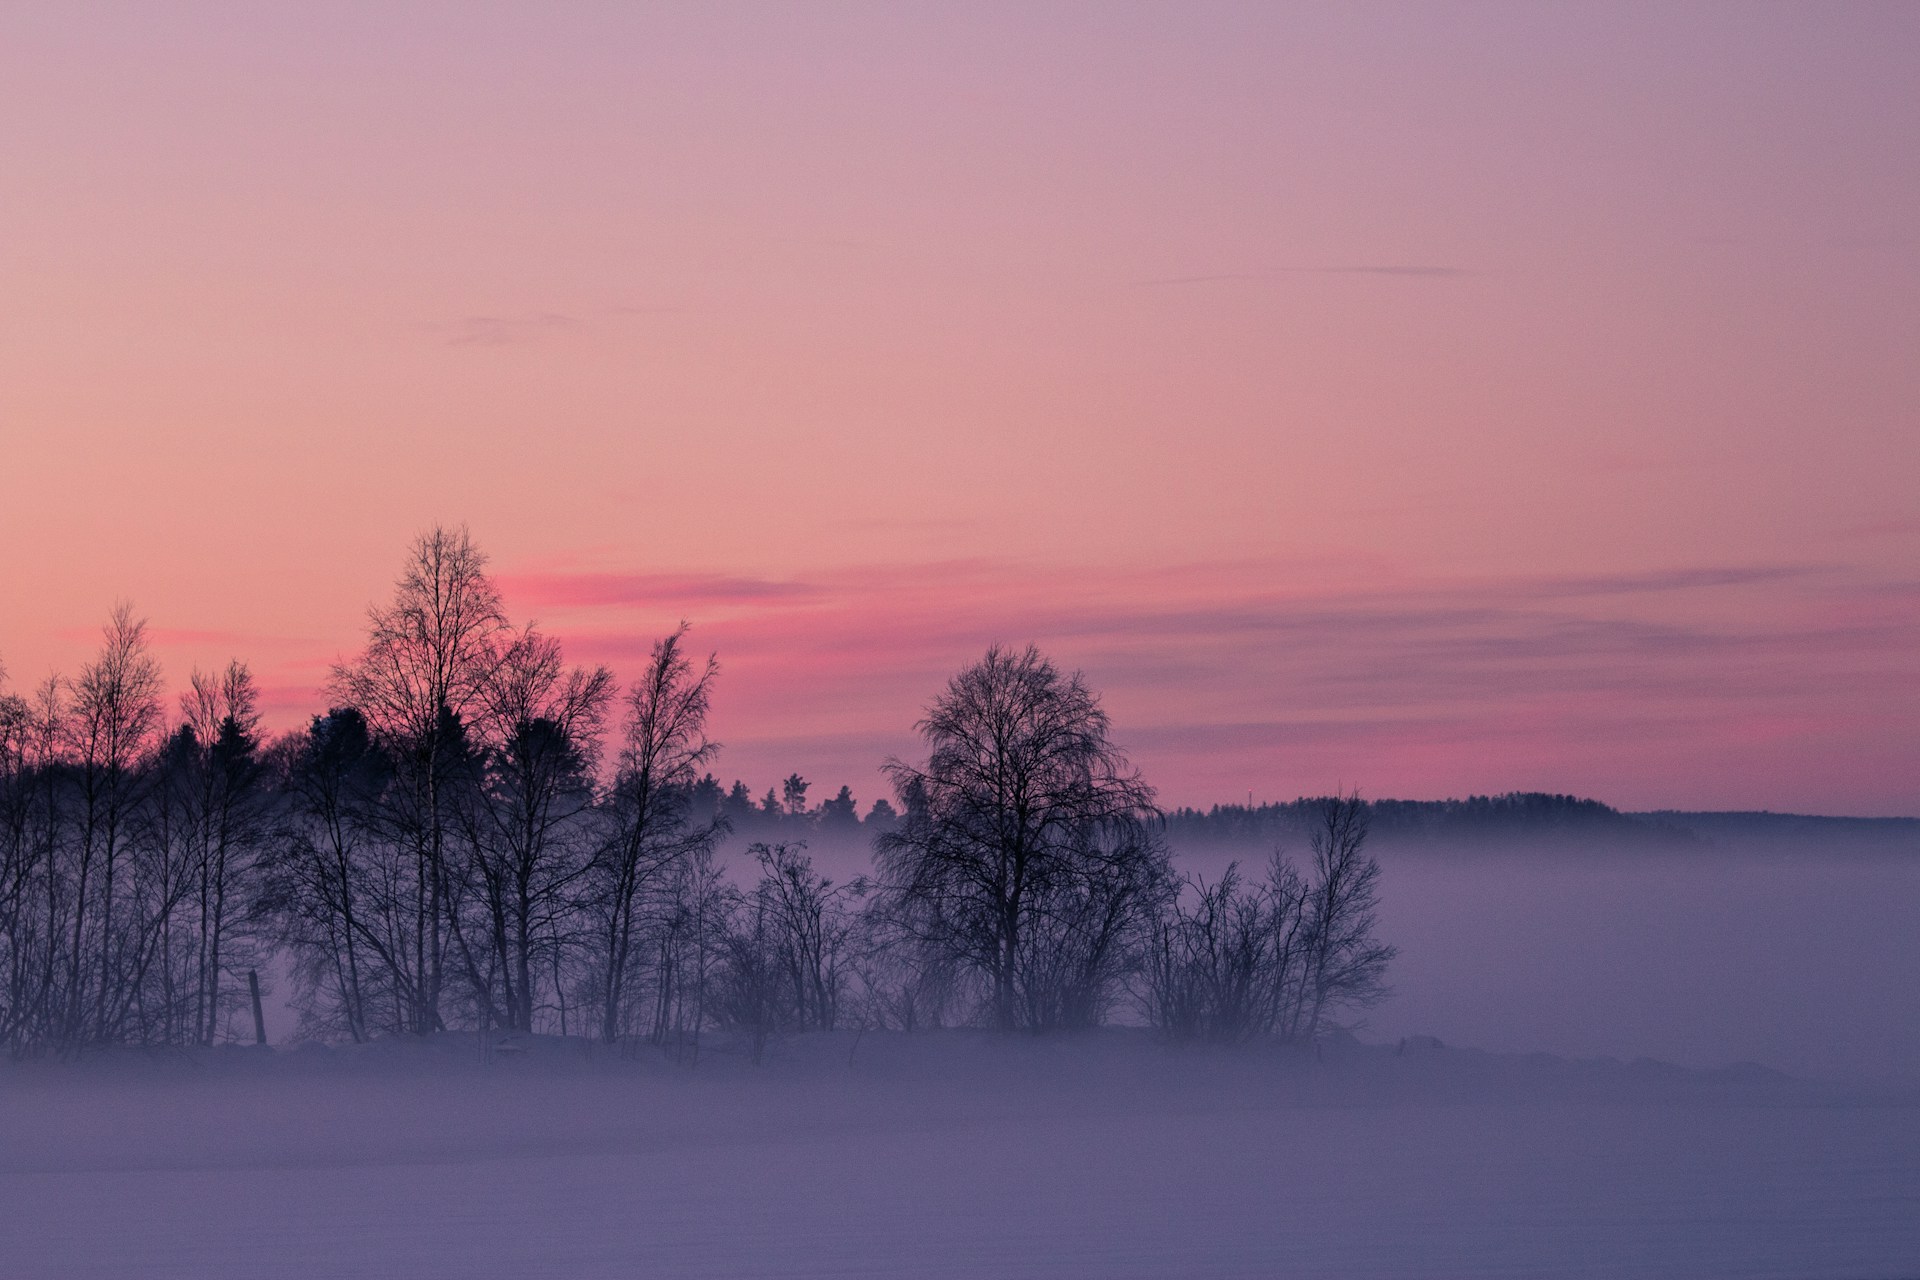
[
  {"left": 1168, "top": 793, "right": 1696, "bottom": 848},
  {"left": 692, "top": 786, "right": 1690, "bottom": 845},
  {"left": 1, "top": 525, "right": 1706, "bottom": 1062}
]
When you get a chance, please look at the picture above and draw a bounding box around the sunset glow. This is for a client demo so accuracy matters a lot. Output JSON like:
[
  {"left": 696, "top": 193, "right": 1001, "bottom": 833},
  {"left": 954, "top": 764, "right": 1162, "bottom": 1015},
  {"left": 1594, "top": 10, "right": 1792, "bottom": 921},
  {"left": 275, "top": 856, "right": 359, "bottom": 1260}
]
[{"left": 3, "top": 4, "right": 1915, "bottom": 813}]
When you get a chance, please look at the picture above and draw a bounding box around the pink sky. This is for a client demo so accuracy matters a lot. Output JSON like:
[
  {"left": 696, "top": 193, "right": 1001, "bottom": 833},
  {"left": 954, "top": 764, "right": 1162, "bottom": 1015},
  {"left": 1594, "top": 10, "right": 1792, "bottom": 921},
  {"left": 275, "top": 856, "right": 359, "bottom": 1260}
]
[{"left": 2, "top": 4, "right": 1916, "bottom": 814}]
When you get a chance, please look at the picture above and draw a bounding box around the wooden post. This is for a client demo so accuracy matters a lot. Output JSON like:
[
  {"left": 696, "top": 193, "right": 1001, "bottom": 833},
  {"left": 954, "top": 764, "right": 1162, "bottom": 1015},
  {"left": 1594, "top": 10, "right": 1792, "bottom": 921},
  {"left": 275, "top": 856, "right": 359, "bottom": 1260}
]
[{"left": 248, "top": 969, "right": 267, "bottom": 1046}]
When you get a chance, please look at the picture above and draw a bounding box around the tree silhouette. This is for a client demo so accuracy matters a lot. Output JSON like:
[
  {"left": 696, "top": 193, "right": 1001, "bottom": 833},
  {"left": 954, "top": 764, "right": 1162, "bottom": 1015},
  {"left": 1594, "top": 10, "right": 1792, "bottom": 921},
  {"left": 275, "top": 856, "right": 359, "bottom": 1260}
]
[{"left": 876, "top": 645, "right": 1167, "bottom": 1032}]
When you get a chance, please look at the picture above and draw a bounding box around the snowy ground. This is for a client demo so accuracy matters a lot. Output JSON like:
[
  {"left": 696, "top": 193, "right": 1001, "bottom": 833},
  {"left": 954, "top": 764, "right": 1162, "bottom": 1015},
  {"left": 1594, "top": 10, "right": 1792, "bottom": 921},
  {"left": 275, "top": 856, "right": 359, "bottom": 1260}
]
[
  {"left": 4, "top": 1032, "right": 1916, "bottom": 1279},
  {"left": 11, "top": 832, "right": 1917, "bottom": 1277}
]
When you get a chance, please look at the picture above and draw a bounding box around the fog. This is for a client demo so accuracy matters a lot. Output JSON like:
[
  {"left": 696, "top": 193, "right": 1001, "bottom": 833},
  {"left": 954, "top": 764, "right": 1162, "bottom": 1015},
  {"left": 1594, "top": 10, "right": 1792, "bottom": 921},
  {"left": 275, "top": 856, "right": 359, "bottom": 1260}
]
[
  {"left": 737, "top": 816, "right": 1920, "bottom": 1086},
  {"left": 4, "top": 1031, "right": 1916, "bottom": 1279},
  {"left": 10, "top": 817, "right": 1919, "bottom": 1277},
  {"left": 1369, "top": 843, "right": 1920, "bottom": 1084}
]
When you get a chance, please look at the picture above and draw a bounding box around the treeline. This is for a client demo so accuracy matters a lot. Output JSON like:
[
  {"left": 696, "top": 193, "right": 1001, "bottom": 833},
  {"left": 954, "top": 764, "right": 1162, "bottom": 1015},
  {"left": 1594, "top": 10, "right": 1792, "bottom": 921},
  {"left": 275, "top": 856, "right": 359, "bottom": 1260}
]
[
  {"left": 686, "top": 776, "right": 899, "bottom": 837},
  {"left": 1170, "top": 792, "right": 1694, "bottom": 848},
  {"left": 0, "top": 527, "right": 1393, "bottom": 1060}
]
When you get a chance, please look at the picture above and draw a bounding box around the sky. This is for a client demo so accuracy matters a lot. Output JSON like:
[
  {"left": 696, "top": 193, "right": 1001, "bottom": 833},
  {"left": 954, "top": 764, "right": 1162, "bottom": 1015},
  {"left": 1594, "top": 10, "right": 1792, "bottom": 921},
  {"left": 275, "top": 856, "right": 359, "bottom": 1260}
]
[{"left": 1, "top": 2, "right": 1915, "bottom": 815}]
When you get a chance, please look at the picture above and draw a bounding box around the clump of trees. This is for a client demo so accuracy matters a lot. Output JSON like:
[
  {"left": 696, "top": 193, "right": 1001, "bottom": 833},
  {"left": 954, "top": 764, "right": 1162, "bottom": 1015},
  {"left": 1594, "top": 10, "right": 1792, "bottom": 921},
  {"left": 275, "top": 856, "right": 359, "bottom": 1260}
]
[
  {"left": 1140, "top": 796, "right": 1394, "bottom": 1043},
  {"left": 0, "top": 527, "right": 1396, "bottom": 1059},
  {"left": 0, "top": 608, "right": 271, "bottom": 1054}
]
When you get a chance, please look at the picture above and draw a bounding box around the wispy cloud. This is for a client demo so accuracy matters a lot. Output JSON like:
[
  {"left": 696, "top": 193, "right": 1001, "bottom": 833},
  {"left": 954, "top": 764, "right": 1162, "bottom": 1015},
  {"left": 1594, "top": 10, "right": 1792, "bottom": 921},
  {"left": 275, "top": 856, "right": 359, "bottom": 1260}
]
[
  {"left": 131, "top": 553, "right": 1908, "bottom": 811},
  {"left": 497, "top": 570, "right": 822, "bottom": 610},
  {"left": 534, "top": 555, "right": 1900, "bottom": 703},
  {"left": 1313, "top": 265, "right": 1477, "bottom": 277},
  {"left": 1130, "top": 265, "right": 1478, "bottom": 286},
  {"left": 522, "top": 553, "right": 1915, "bottom": 808},
  {"left": 1504, "top": 564, "right": 1823, "bottom": 599}
]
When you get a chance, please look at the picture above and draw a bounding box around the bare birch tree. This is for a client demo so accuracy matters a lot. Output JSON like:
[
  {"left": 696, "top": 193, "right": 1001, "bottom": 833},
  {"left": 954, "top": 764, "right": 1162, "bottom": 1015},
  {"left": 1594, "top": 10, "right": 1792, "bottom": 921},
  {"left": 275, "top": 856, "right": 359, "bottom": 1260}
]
[
  {"left": 330, "top": 525, "right": 508, "bottom": 1034},
  {"left": 586, "top": 625, "right": 721, "bottom": 1044},
  {"left": 453, "top": 627, "right": 612, "bottom": 1033},
  {"left": 876, "top": 645, "right": 1167, "bottom": 1032},
  {"left": 1298, "top": 794, "right": 1394, "bottom": 1037},
  {"left": 1143, "top": 794, "right": 1394, "bottom": 1044},
  {"left": 62, "top": 605, "right": 164, "bottom": 1050}
]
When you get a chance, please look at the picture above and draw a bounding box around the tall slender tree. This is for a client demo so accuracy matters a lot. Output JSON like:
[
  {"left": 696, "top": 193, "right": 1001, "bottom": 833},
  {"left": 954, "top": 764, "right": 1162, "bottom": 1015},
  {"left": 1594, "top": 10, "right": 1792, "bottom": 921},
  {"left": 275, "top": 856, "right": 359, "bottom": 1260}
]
[
  {"left": 588, "top": 625, "right": 720, "bottom": 1044},
  {"left": 330, "top": 525, "right": 508, "bottom": 1033},
  {"left": 62, "top": 605, "right": 164, "bottom": 1050},
  {"left": 170, "top": 662, "right": 267, "bottom": 1044}
]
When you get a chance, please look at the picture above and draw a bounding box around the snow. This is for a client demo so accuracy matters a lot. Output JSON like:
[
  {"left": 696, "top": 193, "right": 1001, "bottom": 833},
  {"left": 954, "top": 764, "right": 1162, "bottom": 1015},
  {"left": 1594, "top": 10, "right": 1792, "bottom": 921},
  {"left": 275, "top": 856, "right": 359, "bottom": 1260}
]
[
  {"left": 9, "top": 831, "right": 1918, "bottom": 1277},
  {"left": 3, "top": 1032, "right": 1916, "bottom": 1279}
]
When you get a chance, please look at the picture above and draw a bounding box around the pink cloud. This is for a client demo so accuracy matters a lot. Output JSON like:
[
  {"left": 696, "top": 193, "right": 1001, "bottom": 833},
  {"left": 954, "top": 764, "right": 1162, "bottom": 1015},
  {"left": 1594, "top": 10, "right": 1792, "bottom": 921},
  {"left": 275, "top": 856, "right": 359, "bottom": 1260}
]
[
  {"left": 497, "top": 571, "right": 823, "bottom": 610},
  {"left": 19, "top": 555, "right": 1911, "bottom": 816},
  {"left": 517, "top": 555, "right": 1917, "bottom": 814}
]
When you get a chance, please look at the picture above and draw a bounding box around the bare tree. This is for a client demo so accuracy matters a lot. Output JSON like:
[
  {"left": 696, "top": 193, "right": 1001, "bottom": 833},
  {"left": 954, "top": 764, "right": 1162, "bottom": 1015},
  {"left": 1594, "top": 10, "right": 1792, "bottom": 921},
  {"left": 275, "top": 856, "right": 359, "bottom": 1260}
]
[
  {"left": 452, "top": 627, "right": 612, "bottom": 1034},
  {"left": 0, "top": 661, "right": 43, "bottom": 1050},
  {"left": 586, "top": 625, "right": 721, "bottom": 1044},
  {"left": 748, "top": 841, "right": 862, "bottom": 1033},
  {"left": 1143, "top": 794, "right": 1394, "bottom": 1045},
  {"left": 166, "top": 662, "right": 269, "bottom": 1044},
  {"left": 260, "top": 708, "right": 394, "bottom": 1042},
  {"left": 330, "top": 525, "right": 508, "bottom": 1034},
  {"left": 1298, "top": 794, "right": 1394, "bottom": 1038},
  {"left": 0, "top": 675, "right": 70, "bottom": 1053},
  {"left": 708, "top": 843, "right": 861, "bottom": 1062},
  {"left": 646, "top": 844, "right": 729, "bottom": 1059},
  {"left": 62, "top": 605, "right": 164, "bottom": 1050},
  {"left": 876, "top": 645, "right": 1168, "bottom": 1032},
  {"left": 846, "top": 911, "right": 960, "bottom": 1033},
  {"left": 1143, "top": 858, "right": 1301, "bottom": 1043},
  {"left": 712, "top": 878, "right": 777, "bottom": 1063}
]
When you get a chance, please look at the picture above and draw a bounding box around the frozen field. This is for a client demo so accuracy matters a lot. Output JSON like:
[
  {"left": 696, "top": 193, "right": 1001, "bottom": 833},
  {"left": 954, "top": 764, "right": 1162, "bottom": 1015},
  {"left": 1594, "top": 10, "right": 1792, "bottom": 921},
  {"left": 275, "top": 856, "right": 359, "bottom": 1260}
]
[
  {"left": 9, "top": 832, "right": 1918, "bottom": 1278},
  {"left": 3, "top": 1032, "right": 1916, "bottom": 1279}
]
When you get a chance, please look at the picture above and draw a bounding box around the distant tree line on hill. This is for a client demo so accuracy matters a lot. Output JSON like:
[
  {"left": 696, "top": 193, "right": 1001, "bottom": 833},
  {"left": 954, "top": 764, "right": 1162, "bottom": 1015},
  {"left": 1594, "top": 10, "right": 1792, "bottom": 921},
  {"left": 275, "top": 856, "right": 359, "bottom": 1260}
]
[
  {"left": 0, "top": 527, "right": 1393, "bottom": 1060},
  {"left": 1169, "top": 792, "right": 1696, "bottom": 848}
]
